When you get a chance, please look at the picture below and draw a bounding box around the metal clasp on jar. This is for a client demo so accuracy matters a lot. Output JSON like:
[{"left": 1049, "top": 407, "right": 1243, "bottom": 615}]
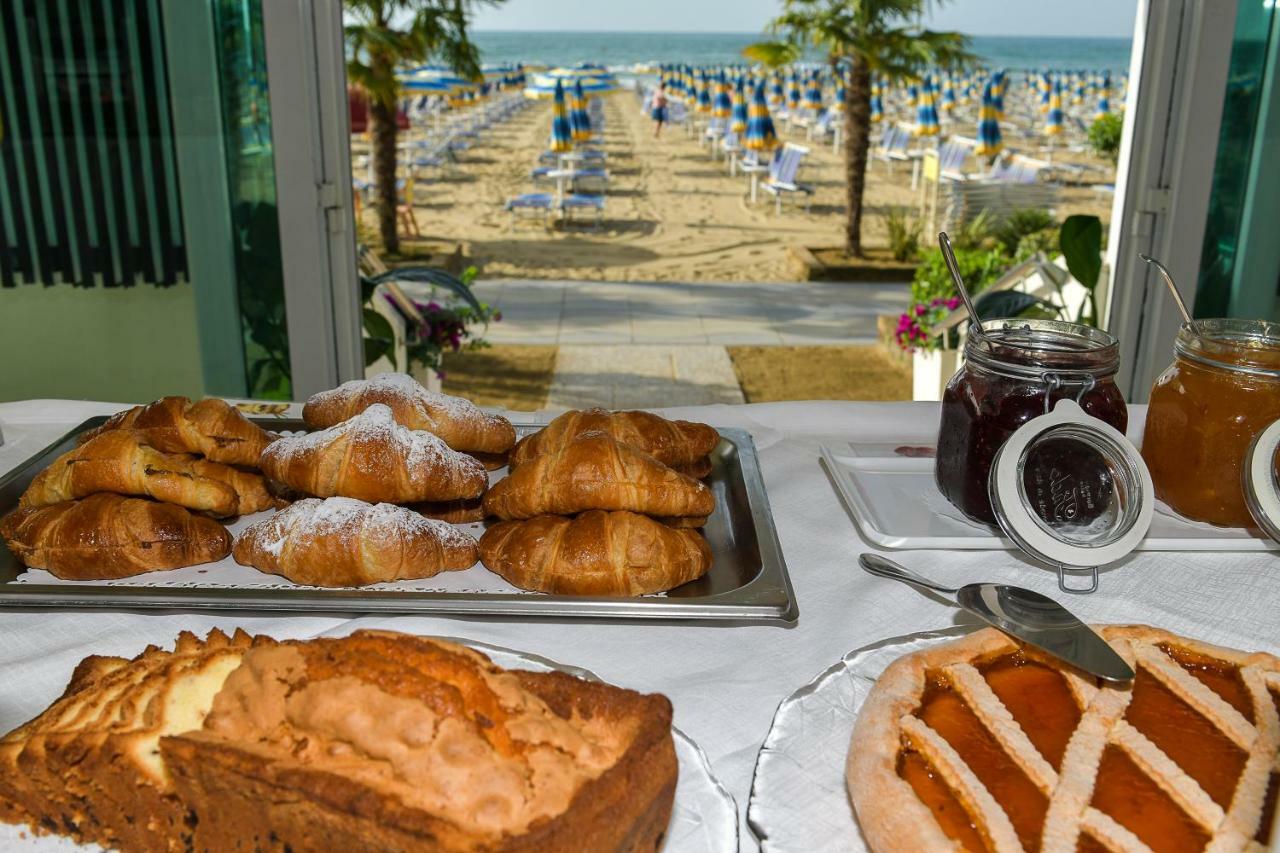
[{"left": 1040, "top": 371, "right": 1098, "bottom": 415}]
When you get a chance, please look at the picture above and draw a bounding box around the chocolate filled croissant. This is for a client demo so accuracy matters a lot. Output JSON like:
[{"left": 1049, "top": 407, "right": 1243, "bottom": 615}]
[
  {"left": 78, "top": 397, "right": 275, "bottom": 468},
  {"left": 21, "top": 432, "right": 242, "bottom": 517},
  {"left": 233, "top": 497, "right": 478, "bottom": 587},
  {"left": 260, "top": 404, "right": 487, "bottom": 504},
  {"left": 483, "top": 432, "right": 715, "bottom": 520},
  {"left": 508, "top": 408, "right": 719, "bottom": 470},
  {"left": 479, "top": 510, "right": 712, "bottom": 596},
  {"left": 1, "top": 493, "right": 231, "bottom": 579},
  {"left": 302, "top": 372, "right": 515, "bottom": 455}
]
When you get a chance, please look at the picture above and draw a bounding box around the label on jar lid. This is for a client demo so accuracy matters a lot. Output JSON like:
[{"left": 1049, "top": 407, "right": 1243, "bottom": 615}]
[
  {"left": 1243, "top": 419, "right": 1280, "bottom": 544},
  {"left": 989, "top": 400, "right": 1154, "bottom": 591}
]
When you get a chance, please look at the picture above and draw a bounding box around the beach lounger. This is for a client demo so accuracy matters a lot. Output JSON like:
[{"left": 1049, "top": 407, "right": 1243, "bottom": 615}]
[
  {"left": 742, "top": 147, "right": 783, "bottom": 203},
  {"left": 559, "top": 194, "right": 605, "bottom": 229},
  {"left": 506, "top": 192, "right": 555, "bottom": 229},
  {"left": 761, "top": 142, "right": 813, "bottom": 214}
]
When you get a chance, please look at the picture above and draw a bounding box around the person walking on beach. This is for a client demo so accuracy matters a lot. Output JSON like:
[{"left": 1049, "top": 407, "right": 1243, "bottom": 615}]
[{"left": 651, "top": 83, "right": 669, "bottom": 138}]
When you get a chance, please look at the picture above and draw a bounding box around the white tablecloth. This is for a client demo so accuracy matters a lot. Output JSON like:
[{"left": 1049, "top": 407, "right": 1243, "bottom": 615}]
[{"left": 3, "top": 398, "right": 1279, "bottom": 849}]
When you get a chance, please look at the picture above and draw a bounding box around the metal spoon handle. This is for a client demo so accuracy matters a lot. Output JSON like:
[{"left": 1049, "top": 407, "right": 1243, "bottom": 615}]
[
  {"left": 940, "top": 231, "right": 985, "bottom": 339},
  {"left": 859, "top": 554, "right": 960, "bottom": 596},
  {"left": 1138, "top": 254, "right": 1195, "bottom": 328}
]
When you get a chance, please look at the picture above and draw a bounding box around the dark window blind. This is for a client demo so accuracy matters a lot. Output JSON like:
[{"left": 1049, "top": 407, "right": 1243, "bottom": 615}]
[{"left": 0, "top": 0, "right": 187, "bottom": 287}]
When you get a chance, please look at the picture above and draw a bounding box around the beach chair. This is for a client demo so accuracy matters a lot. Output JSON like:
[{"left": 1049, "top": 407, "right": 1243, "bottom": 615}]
[
  {"left": 558, "top": 194, "right": 605, "bottom": 229},
  {"left": 720, "top": 130, "right": 742, "bottom": 169},
  {"left": 506, "top": 192, "right": 555, "bottom": 229},
  {"left": 741, "top": 147, "right": 783, "bottom": 203},
  {"left": 760, "top": 143, "right": 813, "bottom": 214}
]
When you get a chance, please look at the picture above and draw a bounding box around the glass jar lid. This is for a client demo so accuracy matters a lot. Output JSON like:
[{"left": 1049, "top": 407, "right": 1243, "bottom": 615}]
[
  {"left": 1244, "top": 419, "right": 1280, "bottom": 544},
  {"left": 988, "top": 399, "right": 1154, "bottom": 594},
  {"left": 965, "top": 318, "right": 1121, "bottom": 383}
]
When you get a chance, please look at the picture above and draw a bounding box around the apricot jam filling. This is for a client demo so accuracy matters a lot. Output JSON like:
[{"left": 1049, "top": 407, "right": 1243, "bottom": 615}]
[
  {"left": 897, "top": 744, "right": 988, "bottom": 851},
  {"left": 916, "top": 670, "right": 1048, "bottom": 851},
  {"left": 979, "top": 652, "right": 1081, "bottom": 771},
  {"left": 1090, "top": 745, "right": 1210, "bottom": 853},
  {"left": 1158, "top": 643, "right": 1254, "bottom": 722},
  {"left": 1123, "top": 668, "right": 1246, "bottom": 808}
]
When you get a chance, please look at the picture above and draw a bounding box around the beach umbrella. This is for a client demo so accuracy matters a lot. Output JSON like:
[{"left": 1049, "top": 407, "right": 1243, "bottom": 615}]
[
  {"left": 570, "top": 79, "right": 592, "bottom": 142},
  {"left": 696, "top": 72, "right": 712, "bottom": 114},
  {"left": 786, "top": 73, "right": 801, "bottom": 112},
  {"left": 915, "top": 75, "right": 939, "bottom": 136},
  {"left": 992, "top": 69, "right": 1007, "bottom": 118},
  {"left": 1045, "top": 78, "right": 1064, "bottom": 136},
  {"left": 713, "top": 72, "right": 733, "bottom": 119},
  {"left": 1039, "top": 72, "right": 1052, "bottom": 113},
  {"left": 975, "top": 80, "right": 1002, "bottom": 158},
  {"left": 549, "top": 79, "right": 573, "bottom": 152},
  {"left": 869, "top": 76, "right": 883, "bottom": 123},
  {"left": 940, "top": 73, "right": 956, "bottom": 113},
  {"left": 1072, "top": 74, "right": 1086, "bottom": 105},
  {"left": 769, "top": 74, "right": 784, "bottom": 105},
  {"left": 905, "top": 81, "right": 919, "bottom": 107},
  {"left": 744, "top": 83, "right": 778, "bottom": 151},
  {"left": 730, "top": 78, "right": 749, "bottom": 133},
  {"left": 1096, "top": 71, "right": 1111, "bottom": 119},
  {"left": 804, "top": 73, "right": 823, "bottom": 112}
]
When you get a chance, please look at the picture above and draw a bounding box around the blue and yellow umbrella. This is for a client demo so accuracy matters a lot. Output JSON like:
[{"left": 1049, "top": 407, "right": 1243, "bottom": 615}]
[
  {"left": 1045, "top": 78, "right": 1064, "bottom": 136},
  {"left": 915, "top": 75, "right": 939, "bottom": 136},
  {"left": 570, "top": 79, "right": 592, "bottom": 142},
  {"left": 870, "top": 76, "right": 883, "bottom": 123},
  {"left": 804, "top": 73, "right": 823, "bottom": 112},
  {"left": 940, "top": 74, "right": 955, "bottom": 113},
  {"left": 992, "top": 69, "right": 1007, "bottom": 118},
  {"left": 730, "top": 78, "right": 749, "bottom": 134},
  {"left": 550, "top": 80, "right": 573, "bottom": 152},
  {"left": 975, "top": 79, "right": 1002, "bottom": 157},
  {"left": 744, "top": 83, "right": 778, "bottom": 151},
  {"left": 1096, "top": 71, "right": 1111, "bottom": 119},
  {"left": 713, "top": 72, "right": 733, "bottom": 119}
]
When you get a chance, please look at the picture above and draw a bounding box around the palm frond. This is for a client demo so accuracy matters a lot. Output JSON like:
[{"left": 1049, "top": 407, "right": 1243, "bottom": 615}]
[{"left": 742, "top": 40, "right": 802, "bottom": 67}]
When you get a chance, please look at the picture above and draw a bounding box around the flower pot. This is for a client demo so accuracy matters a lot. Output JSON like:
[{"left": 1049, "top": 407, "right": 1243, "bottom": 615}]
[{"left": 912, "top": 349, "right": 960, "bottom": 402}]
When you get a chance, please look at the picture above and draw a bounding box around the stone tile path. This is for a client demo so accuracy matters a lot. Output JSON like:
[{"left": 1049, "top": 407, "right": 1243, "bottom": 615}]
[{"left": 545, "top": 345, "right": 745, "bottom": 409}]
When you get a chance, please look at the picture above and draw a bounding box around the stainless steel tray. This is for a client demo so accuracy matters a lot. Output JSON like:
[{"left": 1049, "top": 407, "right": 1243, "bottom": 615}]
[{"left": 0, "top": 418, "right": 797, "bottom": 623}]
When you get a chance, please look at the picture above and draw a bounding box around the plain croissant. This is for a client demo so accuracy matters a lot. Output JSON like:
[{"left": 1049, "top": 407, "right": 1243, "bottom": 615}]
[
  {"left": 479, "top": 510, "right": 712, "bottom": 596},
  {"left": 508, "top": 408, "right": 720, "bottom": 470},
  {"left": 0, "top": 493, "right": 232, "bottom": 580},
  {"left": 483, "top": 432, "right": 715, "bottom": 520},
  {"left": 21, "top": 432, "right": 242, "bottom": 517},
  {"left": 302, "top": 372, "right": 516, "bottom": 455},
  {"left": 78, "top": 396, "right": 275, "bottom": 467},
  {"left": 260, "top": 404, "right": 487, "bottom": 503},
  {"left": 233, "top": 497, "right": 479, "bottom": 587}
]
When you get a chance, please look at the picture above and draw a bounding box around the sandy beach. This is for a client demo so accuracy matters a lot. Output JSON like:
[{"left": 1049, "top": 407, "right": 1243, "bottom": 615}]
[{"left": 365, "top": 90, "right": 1116, "bottom": 283}]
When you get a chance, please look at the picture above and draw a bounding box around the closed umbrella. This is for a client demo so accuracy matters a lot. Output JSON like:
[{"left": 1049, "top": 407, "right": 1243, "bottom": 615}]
[
  {"left": 906, "top": 81, "right": 919, "bottom": 107},
  {"left": 745, "top": 83, "right": 778, "bottom": 151},
  {"left": 730, "top": 78, "right": 749, "bottom": 134},
  {"left": 940, "top": 73, "right": 956, "bottom": 113},
  {"left": 1039, "top": 72, "right": 1052, "bottom": 113},
  {"left": 992, "top": 68, "right": 1007, "bottom": 119},
  {"left": 869, "top": 76, "right": 883, "bottom": 123},
  {"left": 550, "top": 79, "right": 573, "bottom": 152},
  {"left": 1096, "top": 71, "right": 1111, "bottom": 119},
  {"left": 696, "top": 72, "right": 712, "bottom": 114},
  {"left": 769, "top": 74, "right": 784, "bottom": 106},
  {"left": 570, "top": 79, "right": 592, "bottom": 141},
  {"left": 804, "top": 72, "right": 823, "bottom": 113},
  {"left": 713, "top": 72, "right": 733, "bottom": 119},
  {"left": 1045, "top": 78, "right": 1064, "bottom": 136},
  {"left": 915, "top": 75, "right": 939, "bottom": 136},
  {"left": 975, "top": 79, "right": 1002, "bottom": 157}
]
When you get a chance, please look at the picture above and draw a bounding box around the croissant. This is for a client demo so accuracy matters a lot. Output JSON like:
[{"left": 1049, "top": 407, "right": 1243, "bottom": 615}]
[
  {"left": 484, "top": 432, "right": 715, "bottom": 520},
  {"left": 302, "top": 373, "right": 515, "bottom": 455},
  {"left": 508, "top": 408, "right": 719, "bottom": 470},
  {"left": 78, "top": 397, "right": 275, "bottom": 467},
  {"left": 409, "top": 497, "right": 486, "bottom": 524},
  {"left": 479, "top": 510, "right": 711, "bottom": 596},
  {"left": 1, "top": 493, "right": 232, "bottom": 580},
  {"left": 189, "top": 460, "right": 282, "bottom": 516},
  {"left": 672, "top": 457, "right": 713, "bottom": 479},
  {"left": 260, "top": 404, "right": 487, "bottom": 503},
  {"left": 233, "top": 497, "right": 478, "bottom": 587},
  {"left": 21, "top": 432, "right": 241, "bottom": 517}
]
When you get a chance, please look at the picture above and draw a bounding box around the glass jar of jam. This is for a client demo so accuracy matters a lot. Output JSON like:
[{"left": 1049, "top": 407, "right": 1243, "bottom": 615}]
[
  {"left": 936, "top": 319, "right": 1128, "bottom": 525},
  {"left": 1141, "top": 318, "right": 1280, "bottom": 527}
]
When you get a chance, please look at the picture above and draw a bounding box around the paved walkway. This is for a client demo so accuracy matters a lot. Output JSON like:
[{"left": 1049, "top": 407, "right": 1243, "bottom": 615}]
[
  {"left": 474, "top": 279, "right": 910, "bottom": 345},
  {"left": 545, "top": 345, "right": 745, "bottom": 409}
]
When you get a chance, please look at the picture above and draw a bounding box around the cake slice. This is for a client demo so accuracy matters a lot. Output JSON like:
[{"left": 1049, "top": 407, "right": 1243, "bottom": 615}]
[
  {"left": 0, "top": 629, "right": 261, "bottom": 851},
  {"left": 160, "top": 630, "right": 678, "bottom": 852}
]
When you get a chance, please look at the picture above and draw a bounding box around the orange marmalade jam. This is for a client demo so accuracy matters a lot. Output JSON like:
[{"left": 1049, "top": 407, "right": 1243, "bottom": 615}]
[{"left": 1142, "top": 319, "right": 1280, "bottom": 527}]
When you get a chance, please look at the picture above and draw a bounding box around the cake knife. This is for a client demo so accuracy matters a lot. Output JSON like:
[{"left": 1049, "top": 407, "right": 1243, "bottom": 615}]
[{"left": 859, "top": 553, "right": 1135, "bottom": 683}]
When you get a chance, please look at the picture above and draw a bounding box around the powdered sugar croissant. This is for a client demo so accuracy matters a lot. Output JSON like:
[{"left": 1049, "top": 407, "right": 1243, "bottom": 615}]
[
  {"left": 233, "top": 497, "right": 478, "bottom": 586},
  {"left": 260, "top": 404, "right": 487, "bottom": 504},
  {"left": 302, "top": 373, "right": 515, "bottom": 455}
]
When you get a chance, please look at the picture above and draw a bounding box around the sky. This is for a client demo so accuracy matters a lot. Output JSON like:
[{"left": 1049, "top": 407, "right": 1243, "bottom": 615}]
[{"left": 470, "top": 0, "right": 1139, "bottom": 38}]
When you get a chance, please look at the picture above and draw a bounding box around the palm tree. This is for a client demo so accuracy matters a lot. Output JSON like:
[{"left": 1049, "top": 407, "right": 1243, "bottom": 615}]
[
  {"left": 746, "top": 0, "right": 971, "bottom": 257},
  {"left": 346, "top": 0, "right": 499, "bottom": 254}
]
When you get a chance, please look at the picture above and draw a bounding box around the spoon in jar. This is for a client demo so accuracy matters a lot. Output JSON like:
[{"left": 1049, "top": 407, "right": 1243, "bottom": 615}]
[
  {"left": 940, "top": 231, "right": 986, "bottom": 340},
  {"left": 1139, "top": 253, "right": 1201, "bottom": 338}
]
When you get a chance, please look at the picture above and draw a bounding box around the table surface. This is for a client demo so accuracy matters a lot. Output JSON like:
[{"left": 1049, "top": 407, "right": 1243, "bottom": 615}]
[{"left": 3, "top": 398, "right": 1278, "bottom": 850}]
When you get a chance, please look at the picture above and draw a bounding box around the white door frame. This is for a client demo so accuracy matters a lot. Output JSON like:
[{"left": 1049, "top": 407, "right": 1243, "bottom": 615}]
[
  {"left": 1105, "top": 0, "right": 1238, "bottom": 400},
  {"left": 261, "top": 0, "right": 363, "bottom": 398}
]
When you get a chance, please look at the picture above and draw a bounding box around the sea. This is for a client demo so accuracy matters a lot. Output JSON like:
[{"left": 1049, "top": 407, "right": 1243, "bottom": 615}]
[{"left": 471, "top": 31, "right": 1134, "bottom": 74}]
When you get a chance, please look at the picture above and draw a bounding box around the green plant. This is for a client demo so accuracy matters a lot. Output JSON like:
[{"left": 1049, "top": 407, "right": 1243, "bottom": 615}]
[
  {"left": 885, "top": 207, "right": 922, "bottom": 261},
  {"left": 1059, "top": 214, "right": 1103, "bottom": 326},
  {"left": 910, "top": 246, "right": 1010, "bottom": 305},
  {"left": 994, "top": 208, "right": 1055, "bottom": 255},
  {"left": 346, "top": 0, "right": 500, "bottom": 253},
  {"left": 745, "top": 0, "right": 972, "bottom": 257},
  {"left": 1013, "top": 227, "right": 1059, "bottom": 263},
  {"left": 1088, "top": 113, "right": 1123, "bottom": 162},
  {"left": 947, "top": 209, "right": 999, "bottom": 251}
]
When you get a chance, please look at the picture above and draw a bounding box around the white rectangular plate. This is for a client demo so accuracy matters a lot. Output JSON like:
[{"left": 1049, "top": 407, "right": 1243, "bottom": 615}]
[{"left": 820, "top": 442, "right": 1280, "bottom": 552}]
